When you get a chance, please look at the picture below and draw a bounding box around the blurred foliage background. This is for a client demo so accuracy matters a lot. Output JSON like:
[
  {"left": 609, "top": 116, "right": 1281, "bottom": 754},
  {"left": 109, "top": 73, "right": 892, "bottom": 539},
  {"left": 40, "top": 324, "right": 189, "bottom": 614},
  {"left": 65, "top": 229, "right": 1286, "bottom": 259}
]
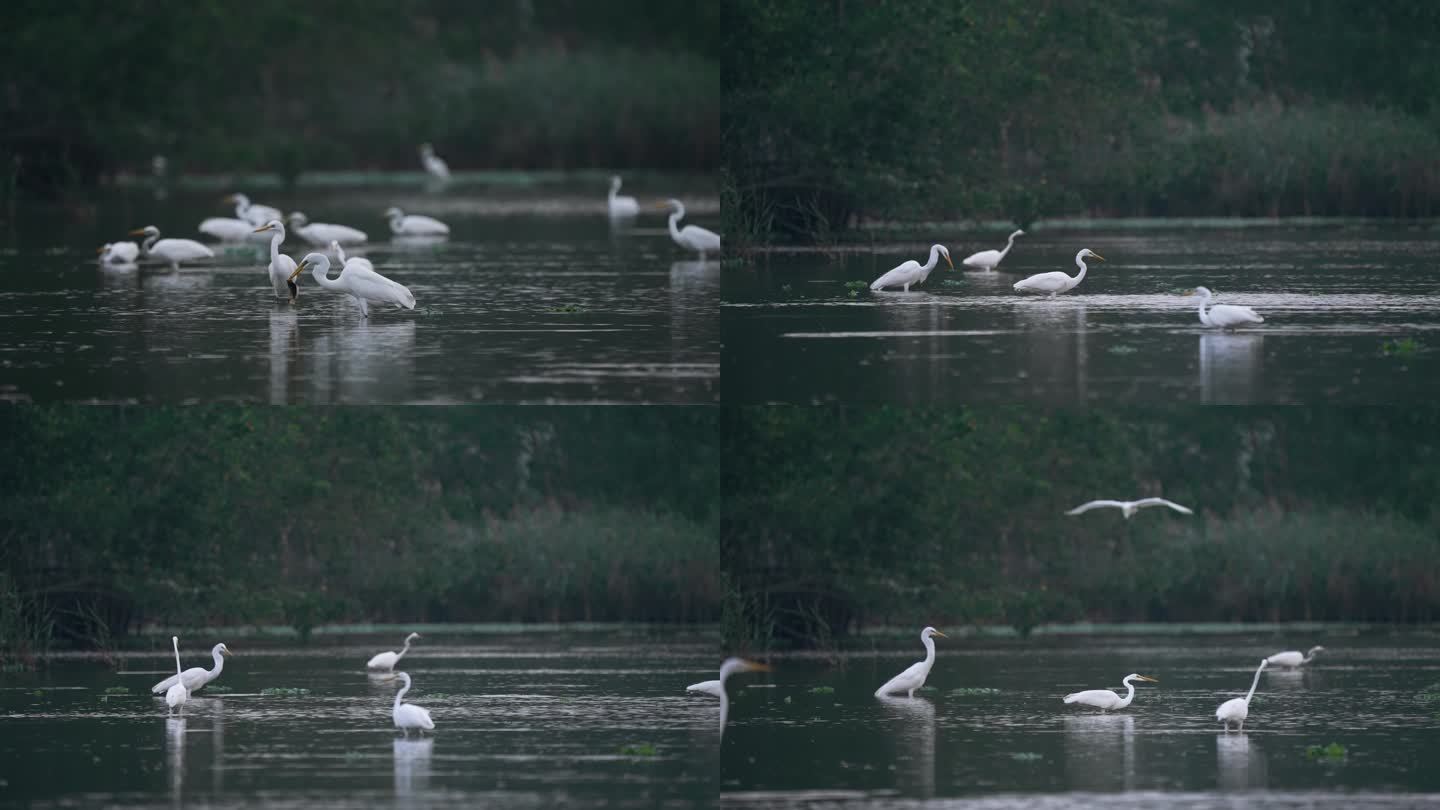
[
  {"left": 0, "top": 407, "right": 718, "bottom": 659},
  {"left": 722, "top": 407, "right": 1440, "bottom": 649},
  {"left": 1, "top": 0, "right": 719, "bottom": 193},
  {"left": 723, "top": 1, "right": 1440, "bottom": 242}
]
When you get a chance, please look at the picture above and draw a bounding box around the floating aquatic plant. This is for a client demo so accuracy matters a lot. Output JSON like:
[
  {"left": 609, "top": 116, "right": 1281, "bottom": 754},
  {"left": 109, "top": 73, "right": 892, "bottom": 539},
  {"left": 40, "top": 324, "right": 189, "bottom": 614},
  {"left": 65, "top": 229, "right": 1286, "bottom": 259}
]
[
  {"left": 619, "top": 743, "right": 657, "bottom": 757},
  {"left": 1305, "top": 742, "right": 1347, "bottom": 761},
  {"left": 808, "top": 686, "right": 835, "bottom": 695}
]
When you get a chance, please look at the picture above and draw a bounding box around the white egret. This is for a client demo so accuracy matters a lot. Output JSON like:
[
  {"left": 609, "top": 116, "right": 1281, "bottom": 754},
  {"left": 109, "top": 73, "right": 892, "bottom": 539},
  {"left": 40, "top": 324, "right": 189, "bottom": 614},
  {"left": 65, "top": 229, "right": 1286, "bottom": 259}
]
[
  {"left": 253, "top": 220, "right": 299, "bottom": 302},
  {"left": 607, "top": 176, "right": 640, "bottom": 218},
  {"left": 392, "top": 672, "right": 435, "bottom": 736},
  {"left": 419, "top": 143, "right": 450, "bottom": 181},
  {"left": 1013, "top": 249, "right": 1104, "bottom": 295},
  {"left": 227, "top": 193, "right": 283, "bottom": 227},
  {"left": 98, "top": 242, "right": 140, "bottom": 264},
  {"left": 870, "top": 245, "right": 954, "bottom": 292},
  {"left": 287, "top": 212, "right": 368, "bottom": 246},
  {"left": 1187, "top": 287, "right": 1264, "bottom": 329},
  {"left": 1217, "top": 659, "right": 1269, "bottom": 732},
  {"left": 1066, "top": 498, "right": 1194, "bottom": 519},
  {"left": 718, "top": 657, "right": 772, "bottom": 735},
  {"left": 1266, "top": 646, "right": 1324, "bottom": 668},
  {"left": 659, "top": 199, "right": 721, "bottom": 257},
  {"left": 152, "top": 642, "right": 231, "bottom": 694},
  {"left": 197, "top": 215, "right": 256, "bottom": 242},
  {"left": 290, "top": 252, "right": 416, "bottom": 319},
  {"left": 874, "top": 626, "right": 947, "bottom": 698},
  {"left": 384, "top": 207, "right": 450, "bottom": 237},
  {"left": 129, "top": 226, "right": 215, "bottom": 271},
  {"left": 1063, "top": 673, "right": 1158, "bottom": 711},
  {"left": 686, "top": 679, "right": 724, "bottom": 697},
  {"left": 331, "top": 240, "right": 373, "bottom": 272},
  {"left": 962, "top": 229, "right": 1025, "bottom": 272},
  {"left": 367, "top": 632, "right": 422, "bottom": 671},
  {"left": 164, "top": 636, "right": 189, "bottom": 713}
]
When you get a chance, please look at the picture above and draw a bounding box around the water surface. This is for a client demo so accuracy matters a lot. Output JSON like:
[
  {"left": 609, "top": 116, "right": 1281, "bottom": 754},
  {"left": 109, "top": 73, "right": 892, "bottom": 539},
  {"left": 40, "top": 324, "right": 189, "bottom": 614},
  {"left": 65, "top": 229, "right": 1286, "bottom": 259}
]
[
  {"left": 0, "top": 183, "right": 717, "bottom": 403},
  {"left": 720, "top": 634, "right": 1440, "bottom": 808},
  {"left": 722, "top": 228, "right": 1440, "bottom": 403},
  {"left": 2, "top": 631, "right": 719, "bottom": 807}
]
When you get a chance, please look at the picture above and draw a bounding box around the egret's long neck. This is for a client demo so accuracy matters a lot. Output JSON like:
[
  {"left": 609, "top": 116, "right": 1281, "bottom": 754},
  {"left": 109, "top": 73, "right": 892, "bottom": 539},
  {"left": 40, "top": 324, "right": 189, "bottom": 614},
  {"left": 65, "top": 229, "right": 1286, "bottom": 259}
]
[
  {"left": 335, "top": 245, "right": 348, "bottom": 265},
  {"left": 1072, "top": 253, "right": 1088, "bottom": 284},
  {"left": 234, "top": 199, "right": 249, "bottom": 219},
  {"left": 1118, "top": 676, "right": 1137, "bottom": 708},
  {"left": 173, "top": 640, "right": 183, "bottom": 677},
  {"left": 718, "top": 666, "right": 733, "bottom": 735},
  {"left": 396, "top": 638, "right": 412, "bottom": 660},
  {"left": 999, "top": 231, "right": 1018, "bottom": 260},
  {"left": 1302, "top": 650, "right": 1318, "bottom": 664},
  {"left": 312, "top": 262, "right": 344, "bottom": 291},
  {"left": 268, "top": 227, "right": 284, "bottom": 265},
  {"left": 609, "top": 181, "right": 621, "bottom": 201},
  {"left": 1244, "top": 664, "right": 1265, "bottom": 705},
  {"left": 668, "top": 210, "right": 684, "bottom": 242},
  {"left": 394, "top": 677, "right": 410, "bottom": 709},
  {"left": 1197, "top": 293, "right": 1213, "bottom": 326},
  {"left": 143, "top": 234, "right": 158, "bottom": 254},
  {"left": 210, "top": 646, "right": 225, "bottom": 675},
  {"left": 921, "top": 634, "right": 936, "bottom": 667},
  {"left": 921, "top": 247, "right": 941, "bottom": 275}
]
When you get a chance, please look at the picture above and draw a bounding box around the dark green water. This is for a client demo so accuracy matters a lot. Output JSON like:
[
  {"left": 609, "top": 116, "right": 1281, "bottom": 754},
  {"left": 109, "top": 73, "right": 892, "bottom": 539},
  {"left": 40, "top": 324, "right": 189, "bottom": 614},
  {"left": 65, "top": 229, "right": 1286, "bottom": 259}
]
[
  {"left": 720, "top": 634, "right": 1440, "bottom": 808},
  {"left": 722, "top": 228, "right": 1440, "bottom": 404},
  {"left": 0, "top": 182, "right": 717, "bottom": 403},
  {"left": 2, "top": 633, "right": 719, "bottom": 807}
]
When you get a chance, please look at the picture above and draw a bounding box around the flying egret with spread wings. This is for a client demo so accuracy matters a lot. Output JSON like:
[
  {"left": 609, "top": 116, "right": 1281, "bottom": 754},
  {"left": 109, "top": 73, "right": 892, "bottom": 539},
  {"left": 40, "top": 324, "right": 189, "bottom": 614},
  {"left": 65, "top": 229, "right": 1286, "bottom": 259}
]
[{"left": 1066, "top": 498, "right": 1194, "bottom": 519}]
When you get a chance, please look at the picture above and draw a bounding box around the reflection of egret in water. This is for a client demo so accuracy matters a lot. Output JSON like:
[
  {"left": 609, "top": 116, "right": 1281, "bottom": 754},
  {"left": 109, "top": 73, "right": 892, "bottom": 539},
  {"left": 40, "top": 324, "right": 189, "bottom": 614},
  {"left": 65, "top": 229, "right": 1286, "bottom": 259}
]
[
  {"left": 306, "top": 320, "right": 416, "bottom": 402},
  {"left": 391, "top": 234, "right": 448, "bottom": 250},
  {"left": 268, "top": 309, "right": 300, "bottom": 404},
  {"left": 1199, "top": 333, "right": 1264, "bottom": 402},
  {"left": 1062, "top": 714, "right": 1135, "bottom": 791},
  {"left": 165, "top": 716, "right": 185, "bottom": 804},
  {"left": 210, "top": 697, "right": 225, "bottom": 794},
  {"left": 873, "top": 296, "right": 946, "bottom": 396},
  {"left": 393, "top": 737, "right": 434, "bottom": 801},
  {"left": 1216, "top": 732, "right": 1267, "bottom": 790},
  {"left": 1014, "top": 300, "right": 1089, "bottom": 400},
  {"left": 670, "top": 260, "right": 720, "bottom": 360},
  {"left": 877, "top": 696, "right": 936, "bottom": 798}
]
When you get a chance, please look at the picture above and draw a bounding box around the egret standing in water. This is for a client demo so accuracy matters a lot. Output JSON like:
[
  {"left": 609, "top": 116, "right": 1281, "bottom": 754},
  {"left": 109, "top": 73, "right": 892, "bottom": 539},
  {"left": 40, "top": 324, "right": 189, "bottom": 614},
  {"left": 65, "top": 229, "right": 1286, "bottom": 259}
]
[
  {"left": 152, "top": 642, "right": 231, "bottom": 695},
  {"left": 287, "top": 212, "right": 368, "bottom": 246},
  {"left": 1186, "top": 287, "right": 1264, "bottom": 329},
  {"left": 198, "top": 211, "right": 258, "bottom": 242},
  {"left": 384, "top": 207, "right": 450, "bottom": 237},
  {"left": 98, "top": 242, "right": 140, "bottom": 264},
  {"left": 1217, "top": 659, "right": 1269, "bottom": 732},
  {"left": 1066, "top": 498, "right": 1194, "bottom": 519},
  {"left": 1013, "top": 249, "right": 1103, "bottom": 295},
  {"left": 392, "top": 672, "right": 435, "bottom": 737},
  {"left": 874, "top": 627, "right": 947, "bottom": 698},
  {"left": 962, "top": 229, "right": 1025, "bottom": 272},
  {"left": 1266, "top": 646, "right": 1324, "bottom": 668},
  {"left": 164, "top": 636, "right": 189, "bottom": 714},
  {"left": 129, "top": 226, "right": 215, "bottom": 271},
  {"left": 367, "top": 633, "right": 422, "bottom": 672},
  {"left": 227, "top": 193, "right": 283, "bottom": 227},
  {"left": 659, "top": 199, "right": 720, "bottom": 258},
  {"left": 870, "top": 245, "right": 954, "bottom": 292},
  {"left": 289, "top": 252, "right": 416, "bottom": 319},
  {"left": 1063, "top": 673, "right": 1159, "bottom": 711},
  {"left": 253, "top": 220, "right": 299, "bottom": 302},
  {"left": 718, "top": 657, "right": 772, "bottom": 735},
  {"left": 419, "top": 143, "right": 450, "bottom": 181},
  {"left": 607, "top": 176, "right": 640, "bottom": 218}
]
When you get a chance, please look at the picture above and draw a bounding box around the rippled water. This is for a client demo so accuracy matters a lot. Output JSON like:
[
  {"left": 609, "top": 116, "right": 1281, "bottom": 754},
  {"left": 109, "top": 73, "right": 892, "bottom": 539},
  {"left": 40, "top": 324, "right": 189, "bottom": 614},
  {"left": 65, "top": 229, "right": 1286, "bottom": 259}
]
[
  {"left": 722, "top": 228, "right": 1440, "bottom": 403},
  {"left": 0, "top": 183, "right": 717, "bottom": 403},
  {"left": 3, "top": 632, "right": 719, "bottom": 807},
  {"left": 719, "top": 634, "right": 1440, "bottom": 808}
]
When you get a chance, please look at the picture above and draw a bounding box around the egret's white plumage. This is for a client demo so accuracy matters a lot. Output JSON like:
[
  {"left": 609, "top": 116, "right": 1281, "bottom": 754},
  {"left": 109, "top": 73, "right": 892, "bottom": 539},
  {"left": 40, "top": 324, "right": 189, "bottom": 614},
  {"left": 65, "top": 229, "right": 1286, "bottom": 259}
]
[
  {"left": 1188, "top": 286, "right": 1264, "bottom": 329},
  {"left": 164, "top": 636, "right": 189, "bottom": 713},
  {"left": 385, "top": 207, "right": 449, "bottom": 237},
  {"left": 718, "top": 657, "right": 772, "bottom": 735},
  {"left": 1063, "top": 673, "right": 1158, "bottom": 711},
  {"left": 1014, "top": 249, "right": 1104, "bottom": 295},
  {"left": 607, "top": 176, "right": 640, "bottom": 218},
  {"left": 228, "top": 193, "right": 283, "bottom": 227},
  {"left": 1217, "top": 659, "right": 1269, "bottom": 732},
  {"left": 152, "top": 642, "right": 231, "bottom": 694},
  {"left": 1266, "top": 646, "right": 1324, "bottom": 668},
  {"left": 686, "top": 679, "right": 723, "bottom": 697},
  {"left": 130, "top": 226, "right": 215, "bottom": 271},
  {"left": 198, "top": 216, "right": 259, "bottom": 242},
  {"left": 660, "top": 199, "right": 720, "bottom": 257},
  {"left": 962, "top": 229, "right": 1025, "bottom": 271},
  {"left": 99, "top": 242, "right": 140, "bottom": 264},
  {"left": 874, "top": 627, "right": 947, "bottom": 698},
  {"left": 419, "top": 143, "right": 450, "bottom": 181},
  {"left": 331, "top": 240, "right": 373, "bottom": 272},
  {"left": 253, "top": 220, "right": 299, "bottom": 302},
  {"left": 287, "top": 212, "right": 368, "bottom": 246},
  {"left": 870, "top": 245, "right": 953, "bottom": 292},
  {"left": 367, "top": 632, "right": 421, "bottom": 671},
  {"left": 290, "top": 252, "right": 415, "bottom": 319},
  {"left": 392, "top": 672, "right": 435, "bottom": 736},
  {"left": 1065, "top": 498, "right": 1194, "bottom": 519}
]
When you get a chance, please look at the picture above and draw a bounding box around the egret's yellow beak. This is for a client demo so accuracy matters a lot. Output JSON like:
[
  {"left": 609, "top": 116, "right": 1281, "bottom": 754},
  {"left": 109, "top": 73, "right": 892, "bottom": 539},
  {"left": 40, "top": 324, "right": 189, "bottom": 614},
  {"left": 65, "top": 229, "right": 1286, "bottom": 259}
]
[
  {"left": 1137, "top": 675, "right": 1159, "bottom": 683},
  {"left": 1182, "top": 289, "right": 1196, "bottom": 297},
  {"left": 933, "top": 630, "right": 949, "bottom": 638},
  {"left": 744, "top": 660, "right": 773, "bottom": 673},
  {"left": 1092, "top": 253, "right": 1106, "bottom": 262},
  {"left": 252, "top": 225, "right": 272, "bottom": 233},
  {"left": 128, "top": 228, "right": 147, "bottom": 236},
  {"left": 943, "top": 254, "right": 955, "bottom": 270},
  {"left": 289, "top": 261, "right": 308, "bottom": 282},
  {"left": 96, "top": 246, "right": 106, "bottom": 254},
  {"left": 223, "top": 194, "right": 237, "bottom": 202}
]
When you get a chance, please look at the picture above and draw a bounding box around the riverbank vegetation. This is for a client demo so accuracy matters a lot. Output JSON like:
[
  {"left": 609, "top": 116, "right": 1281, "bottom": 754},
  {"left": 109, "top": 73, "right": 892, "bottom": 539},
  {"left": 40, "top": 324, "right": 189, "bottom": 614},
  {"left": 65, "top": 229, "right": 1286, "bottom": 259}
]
[
  {"left": 722, "top": 407, "right": 1440, "bottom": 649},
  {"left": 0, "top": 408, "right": 718, "bottom": 662},
  {"left": 723, "top": 1, "right": 1440, "bottom": 243}
]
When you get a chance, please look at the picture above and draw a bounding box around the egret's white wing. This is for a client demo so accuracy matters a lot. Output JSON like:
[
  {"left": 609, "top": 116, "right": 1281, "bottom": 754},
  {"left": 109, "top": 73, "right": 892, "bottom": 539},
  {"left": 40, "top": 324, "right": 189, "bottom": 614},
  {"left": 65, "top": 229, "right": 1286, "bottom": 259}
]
[
  {"left": 402, "top": 215, "right": 449, "bottom": 235},
  {"left": 151, "top": 666, "right": 208, "bottom": 694},
  {"left": 686, "top": 679, "right": 724, "bottom": 697},
  {"left": 681, "top": 224, "right": 721, "bottom": 251},
  {"left": 874, "top": 659, "right": 929, "bottom": 696},
  {"left": 1065, "top": 500, "right": 1127, "bottom": 516},
  {"left": 1013, "top": 271, "right": 1069, "bottom": 292},
  {"left": 1210, "top": 304, "right": 1264, "bottom": 326},
  {"left": 962, "top": 249, "right": 1001, "bottom": 267},
  {"left": 1063, "top": 688, "right": 1120, "bottom": 707},
  {"left": 342, "top": 265, "right": 416, "bottom": 309},
  {"left": 1135, "top": 498, "right": 1193, "bottom": 515},
  {"left": 871, "top": 260, "right": 921, "bottom": 291}
]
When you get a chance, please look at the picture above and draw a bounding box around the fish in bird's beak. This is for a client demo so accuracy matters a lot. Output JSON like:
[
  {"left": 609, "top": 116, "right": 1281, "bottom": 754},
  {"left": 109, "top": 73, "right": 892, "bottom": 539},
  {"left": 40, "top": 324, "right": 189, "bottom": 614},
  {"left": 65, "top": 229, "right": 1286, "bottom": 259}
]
[{"left": 288, "top": 260, "right": 308, "bottom": 283}]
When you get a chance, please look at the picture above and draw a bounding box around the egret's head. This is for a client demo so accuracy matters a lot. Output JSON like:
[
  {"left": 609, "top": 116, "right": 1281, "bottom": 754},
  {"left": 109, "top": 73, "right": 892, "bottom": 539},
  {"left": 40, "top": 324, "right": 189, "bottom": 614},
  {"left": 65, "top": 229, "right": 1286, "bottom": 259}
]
[
  {"left": 1185, "top": 286, "right": 1213, "bottom": 298},
  {"left": 385, "top": 207, "right": 403, "bottom": 219},
  {"left": 1079, "top": 248, "right": 1105, "bottom": 262},
  {"left": 934, "top": 245, "right": 954, "bottom": 270},
  {"left": 1308, "top": 645, "right": 1325, "bottom": 655},
  {"left": 217, "top": 643, "right": 232, "bottom": 657},
  {"left": 610, "top": 175, "right": 622, "bottom": 188},
  {"left": 921, "top": 626, "right": 948, "bottom": 640},
  {"left": 406, "top": 632, "right": 422, "bottom": 643},
  {"left": 290, "top": 252, "right": 328, "bottom": 282},
  {"left": 655, "top": 198, "right": 684, "bottom": 214},
  {"left": 287, "top": 212, "right": 307, "bottom": 227},
  {"left": 129, "top": 226, "right": 159, "bottom": 238},
  {"left": 252, "top": 219, "right": 283, "bottom": 234},
  {"left": 97, "top": 244, "right": 110, "bottom": 255},
  {"left": 419, "top": 143, "right": 433, "bottom": 155},
  {"left": 1014, "top": 229, "right": 1027, "bottom": 237},
  {"left": 719, "top": 657, "right": 772, "bottom": 680},
  {"left": 229, "top": 193, "right": 249, "bottom": 206}
]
